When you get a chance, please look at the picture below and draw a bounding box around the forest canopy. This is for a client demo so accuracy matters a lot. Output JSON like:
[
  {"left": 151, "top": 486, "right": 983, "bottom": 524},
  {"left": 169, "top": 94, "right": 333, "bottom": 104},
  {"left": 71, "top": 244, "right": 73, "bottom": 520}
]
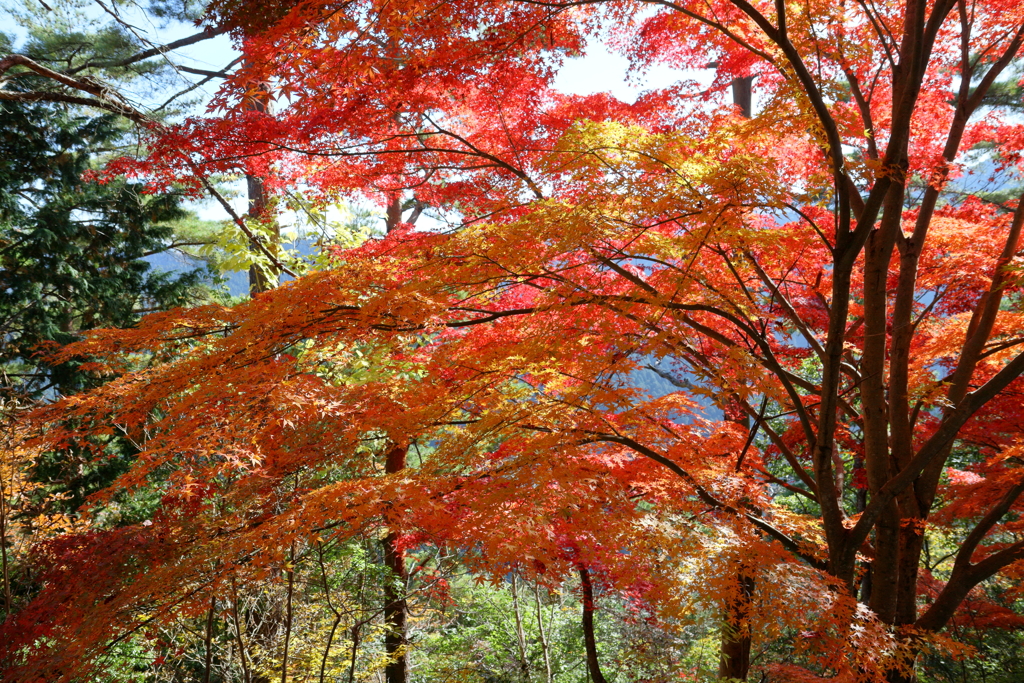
[{"left": 2, "top": 1, "right": 1024, "bottom": 682}]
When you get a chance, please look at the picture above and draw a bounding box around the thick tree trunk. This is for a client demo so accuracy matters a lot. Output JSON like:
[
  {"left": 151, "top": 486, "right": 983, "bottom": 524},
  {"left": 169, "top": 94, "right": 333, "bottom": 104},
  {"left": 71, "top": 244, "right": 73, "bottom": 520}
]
[
  {"left": 246, "top": 170, "right": 278, "bottom": 295},
  {"left": 720, "top": 396, "right": 754, "bottom": 682},
  {"left": 382, "top": 530, "right": 409, "bottom": 683},
  {"left": 862, "top": 183, "right": 906, "bottom": 627},
  {"left": 731, "top": 76, "right": 753, "bottom": 118},
  {"left": 245, "top": 88, "right": 279, "bottom": 296},
  {"left": 718, "top": 571, "right": 754, "bottom": 681}
]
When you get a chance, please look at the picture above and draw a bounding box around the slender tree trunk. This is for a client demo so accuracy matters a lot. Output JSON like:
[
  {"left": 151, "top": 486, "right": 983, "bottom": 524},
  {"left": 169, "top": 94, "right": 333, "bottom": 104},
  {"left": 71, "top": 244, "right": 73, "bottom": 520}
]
[
  {"left": 231, "top": 582, "right": 252, "bottom": 683},
  {"left": 280, "top": 544, "right": 295, "bottom": 683},
  {"left": 510, "top": 573, "right": 531, "bottom": 683},
  {"left": 348, "top": 623, "right": 362, "bottom": 683},
  {"left": 204, "top": 597, "right": 216, "bottom": 683},
  {"left": 534, "top": 582, "right": 553, "bottom": 683},
  {"left": 349, "top": 569, "right": 369, "bottom": 683},
  {"left": 578, "top": 566, "right": 608, "bottom": 683},
  {"left": 316, "top": 542, "right": 344, "bottom": 683},
  {"left": 383, "top": 444, "right": 410, "bottom": 683}
]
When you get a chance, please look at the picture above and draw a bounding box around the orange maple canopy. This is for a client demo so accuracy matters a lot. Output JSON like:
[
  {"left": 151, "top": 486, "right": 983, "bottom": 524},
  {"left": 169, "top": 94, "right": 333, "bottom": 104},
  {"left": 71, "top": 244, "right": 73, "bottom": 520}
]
[
  {"left": 4, "top": 0, "right": 1024, "bottom": 681},
  {"left": 2, "top": 197, "right": 1009, "bottom": 680}
]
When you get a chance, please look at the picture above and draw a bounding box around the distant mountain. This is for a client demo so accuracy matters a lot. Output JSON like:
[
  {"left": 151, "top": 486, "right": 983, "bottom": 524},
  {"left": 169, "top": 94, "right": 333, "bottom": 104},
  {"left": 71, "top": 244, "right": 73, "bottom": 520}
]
[{"left": 145, "top": 250, "right": 248, "bottom": 297}]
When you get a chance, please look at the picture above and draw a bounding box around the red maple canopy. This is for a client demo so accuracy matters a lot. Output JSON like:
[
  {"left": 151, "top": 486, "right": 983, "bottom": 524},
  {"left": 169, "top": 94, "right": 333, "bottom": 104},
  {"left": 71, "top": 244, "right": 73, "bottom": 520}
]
[{"left": 4, "top": 1, "right": 1024, "bottom": 681}]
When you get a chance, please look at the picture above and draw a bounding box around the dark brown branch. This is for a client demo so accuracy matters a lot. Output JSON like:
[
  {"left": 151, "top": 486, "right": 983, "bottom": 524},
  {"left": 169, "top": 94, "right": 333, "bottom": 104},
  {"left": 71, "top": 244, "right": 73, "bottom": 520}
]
[
  {"left": 916, "top": 479, "right": 1024, "bottom": 631},
  {"left": 587, "top": 433, "right": 826, "bottom": 570}
]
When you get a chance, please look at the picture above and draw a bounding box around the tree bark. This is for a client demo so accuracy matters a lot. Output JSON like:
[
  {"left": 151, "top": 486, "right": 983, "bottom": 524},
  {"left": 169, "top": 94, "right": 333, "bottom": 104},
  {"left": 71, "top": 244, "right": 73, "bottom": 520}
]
[
  {"left": 718, "top": 570, "right": 754, "bottom": 681},
  {"left": 246, "top": 171, "right": 278, "bottom": 295},
  {"left": 245, "top": 86, "right": 279, "bottom": 296},
  {"left": 731, "top": 76, "right": 753, "bottom": 118},
  {"left": 230, "top": 581, "right": 252, "bottom": 683},
  {"left": 380, "top": 189, "right": 409, "bottom": 680},
  {"left": 280, "top": 544, "right": 295, "bottom": 683},
  {"left": 578, "top": 566, "right": 608, "bottom": 683},
  {"left": 510, "top": 573, "right": 531, "bottom": 683},
  {"left": 383, "top": 444, "right": 410, "bottom": 683},
  {"left": 203, "top": 597, "right": 216, "bottom": 683},
  {"left": 535, "top": 581, "right": 553, "bottom": 683}
]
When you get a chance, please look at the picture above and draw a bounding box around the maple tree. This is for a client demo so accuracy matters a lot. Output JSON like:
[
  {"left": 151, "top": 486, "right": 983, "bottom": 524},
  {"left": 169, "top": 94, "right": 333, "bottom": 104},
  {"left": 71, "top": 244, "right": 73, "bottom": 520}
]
[{"left": 3, "top": 0, "right": 1024, "bottom": 681}]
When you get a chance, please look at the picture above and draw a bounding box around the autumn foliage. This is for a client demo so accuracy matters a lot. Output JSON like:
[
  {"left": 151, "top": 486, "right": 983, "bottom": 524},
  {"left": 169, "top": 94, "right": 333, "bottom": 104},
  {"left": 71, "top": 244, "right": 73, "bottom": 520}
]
[{"left": 3, "top": 0, "right": 1024, "bottom": 681}]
